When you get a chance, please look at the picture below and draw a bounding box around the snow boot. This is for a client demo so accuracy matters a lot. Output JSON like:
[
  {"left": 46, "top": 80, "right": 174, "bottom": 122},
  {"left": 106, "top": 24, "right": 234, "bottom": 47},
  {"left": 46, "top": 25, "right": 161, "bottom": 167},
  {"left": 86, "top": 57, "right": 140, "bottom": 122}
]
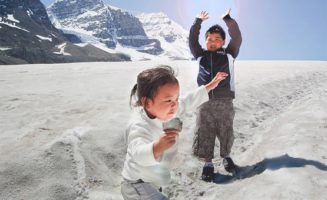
[
  {"left": 201, "top": 163, "right": 214, "bottom": 182},
  {"left": 223, "top": 157, "right": 238, "bottom": 174}
]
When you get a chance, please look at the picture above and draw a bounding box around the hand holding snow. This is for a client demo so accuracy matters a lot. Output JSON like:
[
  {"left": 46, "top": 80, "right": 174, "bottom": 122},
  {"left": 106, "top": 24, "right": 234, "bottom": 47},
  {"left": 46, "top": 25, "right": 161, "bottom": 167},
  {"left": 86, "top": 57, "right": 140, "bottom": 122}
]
[{"left": 163, "top": 118, "right": 183, "bottom": 132}]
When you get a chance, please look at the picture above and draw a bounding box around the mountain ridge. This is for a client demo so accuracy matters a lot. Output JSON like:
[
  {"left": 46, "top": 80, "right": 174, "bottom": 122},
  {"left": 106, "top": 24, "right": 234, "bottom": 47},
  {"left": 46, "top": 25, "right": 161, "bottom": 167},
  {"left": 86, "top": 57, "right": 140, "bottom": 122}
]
[
  {"left": 47, "top": 0, "right": 191, "bottom": 61},
  {"left": 0, "top": 0, "right": 130, "bottom": 64}
]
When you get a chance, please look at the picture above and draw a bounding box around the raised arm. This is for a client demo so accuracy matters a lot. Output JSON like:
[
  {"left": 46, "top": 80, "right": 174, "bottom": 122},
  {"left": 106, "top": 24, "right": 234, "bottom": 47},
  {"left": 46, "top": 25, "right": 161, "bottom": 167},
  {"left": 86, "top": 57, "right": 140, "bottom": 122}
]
[
  {"left": 178, "top": 72, "right": 228, "bottom": 116},
  {"left": 189, "top": 11, "right": 208, "bottom": 59},
  {"left": 223, "top": 10, "right": 242, "bottom": 58}
]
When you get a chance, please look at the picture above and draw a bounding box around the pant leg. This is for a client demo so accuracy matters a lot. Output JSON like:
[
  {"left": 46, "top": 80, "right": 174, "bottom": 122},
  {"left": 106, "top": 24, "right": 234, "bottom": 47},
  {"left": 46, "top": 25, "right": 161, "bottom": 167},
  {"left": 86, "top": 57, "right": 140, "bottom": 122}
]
[
  {"left": 121, "top": 180, "right": 168, "bottom": 200},
  {"left": 192, "top": 101, "right": 218, "bottom": 160},
  {"left": 214, "top": 99, "right": 235, "bottom": 158}
]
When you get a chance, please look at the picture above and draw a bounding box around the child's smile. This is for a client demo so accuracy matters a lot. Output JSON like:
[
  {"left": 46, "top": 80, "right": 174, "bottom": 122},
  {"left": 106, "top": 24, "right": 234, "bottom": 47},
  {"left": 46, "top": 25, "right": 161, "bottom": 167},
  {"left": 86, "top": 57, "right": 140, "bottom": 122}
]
[{"left": 206, "top": 33, "right": 225, "bottom": 51}]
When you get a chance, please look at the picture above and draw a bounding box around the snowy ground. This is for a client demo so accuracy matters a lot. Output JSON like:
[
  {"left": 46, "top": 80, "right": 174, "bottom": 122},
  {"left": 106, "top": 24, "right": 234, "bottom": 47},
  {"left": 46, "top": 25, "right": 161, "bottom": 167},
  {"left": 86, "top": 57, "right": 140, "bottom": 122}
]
[{"left": 0, "top": 60, "right": 326, "bottom": 200}]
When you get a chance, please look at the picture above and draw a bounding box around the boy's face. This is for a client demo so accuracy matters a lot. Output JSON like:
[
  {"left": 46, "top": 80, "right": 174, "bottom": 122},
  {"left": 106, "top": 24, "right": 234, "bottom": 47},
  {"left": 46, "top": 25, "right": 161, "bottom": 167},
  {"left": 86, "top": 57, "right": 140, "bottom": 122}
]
[
  {"left": 206, "top": 33, "right": 225, "bottom": 51},
  {"left": 145, "top": 83, "right": 180, "bottom": 121}
]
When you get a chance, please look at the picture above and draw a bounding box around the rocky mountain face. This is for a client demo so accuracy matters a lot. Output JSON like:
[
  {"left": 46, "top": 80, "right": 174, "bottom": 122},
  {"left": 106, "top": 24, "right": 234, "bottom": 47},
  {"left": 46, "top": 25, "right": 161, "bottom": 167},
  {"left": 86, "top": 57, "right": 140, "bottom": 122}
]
[
  {"left": 137, "top": 12, "right": 192, "bottom": 60},
  {"left": 0, "top": 0, "right": 130, "bottom": 64},
  {"left": 47, "top": 0, "right": 163, "bottom": 55},
  {"left": 0, "top": 0, "right": 191, "bottom": 64}
]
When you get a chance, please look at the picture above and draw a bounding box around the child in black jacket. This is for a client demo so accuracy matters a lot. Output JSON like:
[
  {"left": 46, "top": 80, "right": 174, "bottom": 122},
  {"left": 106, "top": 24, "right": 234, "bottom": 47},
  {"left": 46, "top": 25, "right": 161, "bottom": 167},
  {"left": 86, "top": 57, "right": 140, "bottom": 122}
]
[{"left": 189, "top": 9, "right": 242, "bottom": 182}]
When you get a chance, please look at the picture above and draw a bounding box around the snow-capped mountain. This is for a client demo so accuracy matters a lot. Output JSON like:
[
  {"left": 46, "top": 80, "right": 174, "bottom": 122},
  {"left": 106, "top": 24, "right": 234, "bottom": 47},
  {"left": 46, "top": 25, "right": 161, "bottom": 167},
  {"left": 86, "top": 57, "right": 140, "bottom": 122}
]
[
  {"left": 0, "top": 0, "right": 129, "bottom": 64},
  {"left": 137, "top": 12, "right": 192, "bottom": 60},
  {"left": 47, "top": 0, "right": 163, "bottom": 60},
  {"left": 47, "top": 0, "right": 191, "bottom": 60}
]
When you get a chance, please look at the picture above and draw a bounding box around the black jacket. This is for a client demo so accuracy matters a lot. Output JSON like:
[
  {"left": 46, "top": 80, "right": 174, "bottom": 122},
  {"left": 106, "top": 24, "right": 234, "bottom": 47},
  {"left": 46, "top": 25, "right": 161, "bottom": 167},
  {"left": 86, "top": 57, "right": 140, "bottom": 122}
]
[{"left": 189, "top": 16, "right": 242, "bottom": 99}]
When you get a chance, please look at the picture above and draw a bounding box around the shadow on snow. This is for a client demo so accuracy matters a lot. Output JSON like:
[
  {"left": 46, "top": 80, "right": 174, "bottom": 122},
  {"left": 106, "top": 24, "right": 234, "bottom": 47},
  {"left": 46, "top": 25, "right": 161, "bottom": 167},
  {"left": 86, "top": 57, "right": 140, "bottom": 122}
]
[{"left": 213, "top": 154, "right": 327, "bottom": 184}]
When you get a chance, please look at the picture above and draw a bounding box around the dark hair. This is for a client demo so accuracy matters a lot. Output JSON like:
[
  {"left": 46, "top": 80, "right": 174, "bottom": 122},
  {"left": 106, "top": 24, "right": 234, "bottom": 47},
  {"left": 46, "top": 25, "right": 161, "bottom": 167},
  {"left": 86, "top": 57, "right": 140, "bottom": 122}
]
[
  {"left": 130, "top": 65, "right": 179, "bottom": 107},
  {"left": 205, "top": 24, "right": 226, "bottom": 40}
]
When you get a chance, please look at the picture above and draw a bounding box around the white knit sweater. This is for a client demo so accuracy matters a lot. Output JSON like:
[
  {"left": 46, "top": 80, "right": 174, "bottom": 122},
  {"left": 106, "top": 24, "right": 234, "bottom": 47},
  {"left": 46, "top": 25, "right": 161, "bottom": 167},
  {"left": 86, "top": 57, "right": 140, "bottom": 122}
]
[{"left": 121, "top": 86, "right": 208, "bottom": 186}]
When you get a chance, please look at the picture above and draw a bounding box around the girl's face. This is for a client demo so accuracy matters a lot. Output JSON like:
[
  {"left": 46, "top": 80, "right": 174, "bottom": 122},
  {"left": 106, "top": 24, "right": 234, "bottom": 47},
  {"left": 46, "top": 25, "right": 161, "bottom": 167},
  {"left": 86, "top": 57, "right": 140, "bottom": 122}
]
[{"left": 145, "top": 83, "right": 180, "bottom": 121}]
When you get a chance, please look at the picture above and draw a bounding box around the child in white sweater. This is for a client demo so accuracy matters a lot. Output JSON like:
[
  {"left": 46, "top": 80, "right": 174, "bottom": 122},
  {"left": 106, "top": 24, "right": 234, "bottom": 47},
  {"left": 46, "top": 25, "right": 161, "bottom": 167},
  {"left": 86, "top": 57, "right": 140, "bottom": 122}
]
[{"left": 121, "top": 65, "right": 227, "bottom": 199}]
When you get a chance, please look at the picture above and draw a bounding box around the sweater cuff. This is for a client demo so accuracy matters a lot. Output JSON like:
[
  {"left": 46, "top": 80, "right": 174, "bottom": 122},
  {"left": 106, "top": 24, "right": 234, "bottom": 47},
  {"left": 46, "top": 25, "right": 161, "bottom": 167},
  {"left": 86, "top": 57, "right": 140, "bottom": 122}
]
[
  {"left": 195, "top": 18, "right": 203, "bottom": 24},
  {"left": 144, "top": 141, "right": 161, "bottom": 165},
  {"left": 199, "top": 85, "right": 209, "bottom": 103},
  {"left": 222, "top": 13, "right": 232, "bottom": 21}
]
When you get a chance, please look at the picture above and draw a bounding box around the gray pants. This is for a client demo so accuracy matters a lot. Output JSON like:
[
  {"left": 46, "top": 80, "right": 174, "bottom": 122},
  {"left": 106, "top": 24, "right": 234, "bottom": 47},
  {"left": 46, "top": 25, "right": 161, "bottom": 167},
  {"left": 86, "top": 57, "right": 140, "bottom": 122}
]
[
  {"left": 192, "top": 98, "right": 235, "bottom": 159},
  {"left": 121, "top": 179, "right": 168, "bottom": 200}
]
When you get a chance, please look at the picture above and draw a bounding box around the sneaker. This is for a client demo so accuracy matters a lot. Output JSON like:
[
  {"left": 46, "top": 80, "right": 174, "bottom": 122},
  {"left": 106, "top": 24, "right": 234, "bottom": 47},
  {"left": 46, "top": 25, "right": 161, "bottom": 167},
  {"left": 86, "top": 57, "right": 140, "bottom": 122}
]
[
  {"left": 201, "top": 163, "right": 214, "bottom": 182},
  {"left": 223, "top": 157, "right": 237, "bottom": 173}
]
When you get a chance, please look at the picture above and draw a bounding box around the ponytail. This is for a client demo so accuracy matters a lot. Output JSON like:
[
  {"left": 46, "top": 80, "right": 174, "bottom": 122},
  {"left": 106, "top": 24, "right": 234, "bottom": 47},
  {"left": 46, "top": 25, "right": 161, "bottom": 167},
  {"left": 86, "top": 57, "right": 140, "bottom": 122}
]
[
  {"left": 129, "top": 65, "right": 178, "bottom": 109},
  {"left": 129, "top": 84, "right": 137, "bottom": 108}
]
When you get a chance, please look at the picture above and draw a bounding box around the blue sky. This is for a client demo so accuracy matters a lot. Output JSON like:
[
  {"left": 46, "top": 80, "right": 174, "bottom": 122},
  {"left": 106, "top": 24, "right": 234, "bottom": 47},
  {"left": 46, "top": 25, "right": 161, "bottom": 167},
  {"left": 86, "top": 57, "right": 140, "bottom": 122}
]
[{"left": 41, "top": 0, "right": 327, "bottom": 60}]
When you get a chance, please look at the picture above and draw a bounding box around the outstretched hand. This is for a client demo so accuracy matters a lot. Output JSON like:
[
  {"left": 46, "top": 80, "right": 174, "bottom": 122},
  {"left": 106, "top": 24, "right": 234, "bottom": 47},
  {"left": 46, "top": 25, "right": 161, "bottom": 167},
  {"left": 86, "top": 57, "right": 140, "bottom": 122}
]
[
  {"left": 197, "top": 11, "right": 209, "bottom": 21},
  {"left": 221, "top": 8, "right": 232, "bottom": 19},
  {"left": 205, "top": 72, "right": 229, "bottom": 92}
]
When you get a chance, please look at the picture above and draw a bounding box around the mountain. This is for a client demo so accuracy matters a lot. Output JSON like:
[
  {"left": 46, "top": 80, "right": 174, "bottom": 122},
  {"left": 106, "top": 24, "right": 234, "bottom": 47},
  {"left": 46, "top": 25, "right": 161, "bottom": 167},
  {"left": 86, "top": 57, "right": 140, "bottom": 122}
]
[
  {"left": 137, "top": 12, "right": 192, "bottom": 60},
  {"left": 47, "top": 0, "right": 163, "bottom": 60},
  {"left": 47, "top": 0, "right": 191, "bottom": 60},
  {"left": 0, "top": 0, "right": 130, "bottom": 64}
]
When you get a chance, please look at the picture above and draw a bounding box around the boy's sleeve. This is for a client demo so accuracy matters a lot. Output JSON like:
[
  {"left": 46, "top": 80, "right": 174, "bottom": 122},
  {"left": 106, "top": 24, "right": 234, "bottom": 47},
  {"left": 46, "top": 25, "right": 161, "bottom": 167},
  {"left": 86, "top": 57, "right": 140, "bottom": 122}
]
[
  {"left": 189, "top": 18, "right": 205, "bottom": 59},
  {"left": 127, "top": 125, "right": 160, "bottom": 166},
  {"left": 178, "top": 85, "right": 208, "bottom": 116},
  {"left": 224, "top": 15, "right": 242, "bottom": 58}
]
